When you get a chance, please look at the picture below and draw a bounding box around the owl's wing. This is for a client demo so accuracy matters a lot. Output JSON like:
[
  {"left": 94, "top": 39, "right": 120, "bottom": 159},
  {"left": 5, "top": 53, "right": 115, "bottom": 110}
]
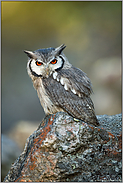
[
  {"left": 58, "top": 66, "right": 93, "bottom": 96},
  {"left": 42, "top": 76, "right": 99, "bottom": 126}
]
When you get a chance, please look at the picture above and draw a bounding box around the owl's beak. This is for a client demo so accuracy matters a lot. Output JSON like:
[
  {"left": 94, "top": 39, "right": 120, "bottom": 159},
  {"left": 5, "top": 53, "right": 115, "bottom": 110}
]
[
  {"left": 45, "top": 67, "right": 50, "bottom": 78},
  {"left": 46, "top": 68, "right": 49, "bottom": 74}
]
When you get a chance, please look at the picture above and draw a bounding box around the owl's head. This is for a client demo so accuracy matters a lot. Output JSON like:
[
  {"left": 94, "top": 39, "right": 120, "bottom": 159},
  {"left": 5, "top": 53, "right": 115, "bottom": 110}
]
[{"left": 24, "top": 44, "right": 71, "bottom": 78}]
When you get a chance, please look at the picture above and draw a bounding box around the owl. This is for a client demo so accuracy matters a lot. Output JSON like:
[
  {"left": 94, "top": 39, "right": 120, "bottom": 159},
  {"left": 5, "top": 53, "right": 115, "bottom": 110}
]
[{"left": 24, "top": 44, "right": 99, "bottom": 126}]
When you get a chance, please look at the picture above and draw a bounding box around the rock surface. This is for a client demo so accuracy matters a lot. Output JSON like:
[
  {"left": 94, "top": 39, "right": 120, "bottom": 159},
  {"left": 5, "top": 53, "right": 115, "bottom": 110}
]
[{"left": 4, "top": 112, "right": 122, "bottom": 182}]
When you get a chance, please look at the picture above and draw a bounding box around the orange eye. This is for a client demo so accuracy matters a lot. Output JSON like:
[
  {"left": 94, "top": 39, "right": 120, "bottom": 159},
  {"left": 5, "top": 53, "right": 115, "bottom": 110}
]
[
  {"left": 50, "top": 59, "right": 57, "bottom": 64},
  {"left": 36, "top": 61, "right": 42, "bottom": 66}
]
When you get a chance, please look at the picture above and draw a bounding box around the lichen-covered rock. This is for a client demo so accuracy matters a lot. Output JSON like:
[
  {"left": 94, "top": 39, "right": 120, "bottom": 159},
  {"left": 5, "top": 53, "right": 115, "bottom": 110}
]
[{"left": 4, "top": 112, "right": 122, "bottom": 182}]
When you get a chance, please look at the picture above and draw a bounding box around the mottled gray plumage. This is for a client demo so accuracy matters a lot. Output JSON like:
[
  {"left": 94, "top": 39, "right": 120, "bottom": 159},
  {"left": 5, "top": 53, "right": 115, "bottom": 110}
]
[{"left": 24, "top": 44, "right": 99, "bottom": 126}]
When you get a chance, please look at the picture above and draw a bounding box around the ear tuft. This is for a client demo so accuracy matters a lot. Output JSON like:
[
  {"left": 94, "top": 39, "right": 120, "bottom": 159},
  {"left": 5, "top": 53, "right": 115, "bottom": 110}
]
[
  {"left": 24, "top": 50, "right": 37, "bottom": 59},
  {"left": 55, "top": 44, "right": 66, "bottom": 55}
]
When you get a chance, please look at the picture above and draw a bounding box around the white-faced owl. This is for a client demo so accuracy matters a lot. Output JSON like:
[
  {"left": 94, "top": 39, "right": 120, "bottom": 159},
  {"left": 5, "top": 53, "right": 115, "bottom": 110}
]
[{"left": 24, "top": 44, "right": 99, "bottom": 126}]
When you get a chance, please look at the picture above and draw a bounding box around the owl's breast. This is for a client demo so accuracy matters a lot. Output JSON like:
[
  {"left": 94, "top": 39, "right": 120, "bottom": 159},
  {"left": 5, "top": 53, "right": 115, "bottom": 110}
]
[{"left": 33, "top": 77, "right": 63, "bottom": 114}]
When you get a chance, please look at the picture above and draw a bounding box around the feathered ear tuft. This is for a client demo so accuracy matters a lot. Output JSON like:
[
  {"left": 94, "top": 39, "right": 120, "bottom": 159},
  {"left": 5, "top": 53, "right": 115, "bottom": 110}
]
[
  {"left": 24, "top": 50, "right": 37, "bottom": 59},
  {"left": 54, "top": 44, "right": 66, "bottom": 56}
]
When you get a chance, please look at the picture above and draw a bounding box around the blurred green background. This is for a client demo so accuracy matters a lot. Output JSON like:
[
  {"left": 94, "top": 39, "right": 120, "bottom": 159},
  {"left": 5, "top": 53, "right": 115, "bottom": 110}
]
[
  {"left": 1, "top": 1, "right": 122, "bottom": 180},
  {"left": 2, "top": 1, "right": 121, "bottom": 133}
]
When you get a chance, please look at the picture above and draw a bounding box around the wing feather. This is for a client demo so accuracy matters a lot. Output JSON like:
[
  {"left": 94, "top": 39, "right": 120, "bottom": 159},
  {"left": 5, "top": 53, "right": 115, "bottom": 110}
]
[
  {"left": 58, "top": 66, "right": 93, "bottom": 96},
  {"left": 42, "top": 76, "right": 99, "bottom": 126}
]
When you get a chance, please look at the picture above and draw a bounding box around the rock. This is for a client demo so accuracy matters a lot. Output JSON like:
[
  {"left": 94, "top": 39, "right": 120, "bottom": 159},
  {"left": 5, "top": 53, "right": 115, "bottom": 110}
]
[{"left": 4, "top": 112, "right": 122, "bottom": 182}]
